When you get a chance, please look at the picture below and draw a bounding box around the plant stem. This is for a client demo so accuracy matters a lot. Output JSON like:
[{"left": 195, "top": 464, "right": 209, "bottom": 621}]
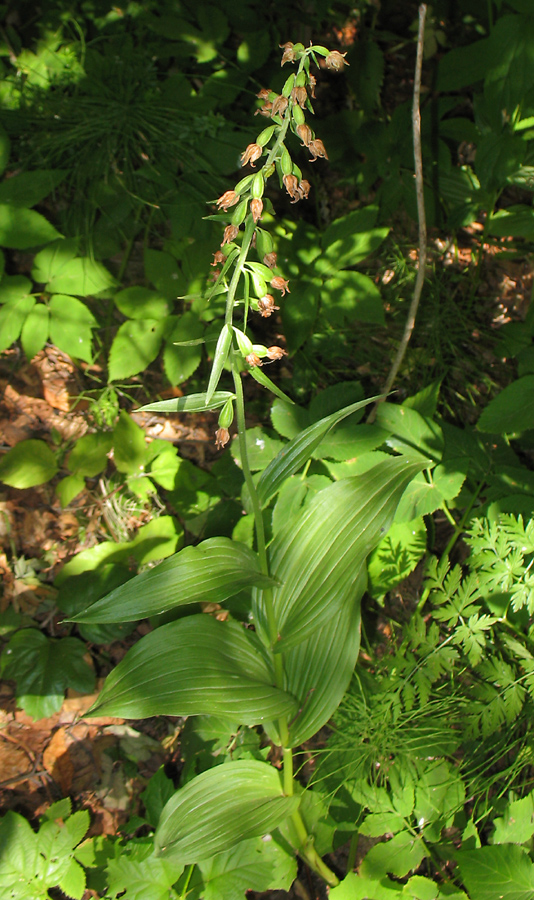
[
  {"left": 346, "top": 833, "right": 359, "bottom": 874},
  {"left": 369, "top": 3, "right": 427, "bottom": 421}
]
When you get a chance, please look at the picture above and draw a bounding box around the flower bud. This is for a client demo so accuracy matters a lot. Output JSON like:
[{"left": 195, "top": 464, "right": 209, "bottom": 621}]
[
  {"left": 271, "top": 276, "right": 290, "bottom": 296},
  {"left": 232, "top": 199, "right": 249, "bottom": 225},
  {"left": 241, "top": 143, "right": 263, "bottom": 167},
  {"left": 282, "top": 73, "right": 295, "bottom": 97},
  {"left": 308, "top": 139, "right": 328, "bottom": 161},
  {"left": 251, "top": 198, "right": 263, "bottom": 223},
  {"left": 291, "top": 85, "right": 308, "bottom": 109},
  {"left": 296, "top": 123, "right": 313, "bottom": 146},
  {"left": 251, "top": 173, "right": 264, "bottom": 199},
  {"left": 280, "top": 146, "right": 293, "bottom": 176},
  {"left": 325, "top": 50, "right": 349, "bottom": 70},
  {"left": 234, "top": 174, "right": 254, "bottom": 193},
  {"left": 215, "top": 427, "right": 230, "bottom": 449},
  {"left": 221, "top": 224, "right": 239, "bottom": 246},
  {"left": 292, "top": 105, "right": 305, "bottom": 126},
  {"left": 295, "top": 71, "right": 307, "bottom": 87},
  {"left": 283, "top": 173, "right": 300, "bottom": 202},
  {"left": 256, "top": 125, "right": 276, "bottom": 147},
  {"left": 218, "top": 398, "right": 234, "bottom": 429},
  {"left": 216, "top": 190, "right": 240, "bottom": 211},
  {"left": 263, "top": 252, "right": 278, "bottom": 269},
  {"left": 233, "top": 327, "right": 254, "bottom": 356}
]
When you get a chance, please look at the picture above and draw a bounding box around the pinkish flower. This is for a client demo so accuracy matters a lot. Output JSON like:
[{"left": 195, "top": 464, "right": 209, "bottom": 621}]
[
  {"left": 245, "top": 352, "right": 263, "bottom": 367},
  {"left": 221, "top": 224, "right": 239, "bottom": 246},
  {"left": 251, "top": 198, "right": 263, "bottom": 223},
  {"left": 215, "top": 427, "right": 230, "bottom": 449},
  {"left": 271, "top": 276, "right": 290, "bottom": 296},
  {"left": 216, "top": 190, "right": 240, "bottom": 211},
  {"left": 291, "top": 85, "right": 308, "bottom": 108},
  {"left": 263, "top": 252, "right": 278, "bottom": 268},
  {"left": 296, "top": 123, "right": 313, "bottom": 147},
  {"left": 325, "top": 50, "right": 349, "bottom": 71},
  {"left": 308, "top": 139, "right": 328, "bottom": 161},
  {"left": 297, "top": 179, "right": 311, "bottom": 200},
  {"left": 283, "top": 173, "right": 300, "bottom": 202},
  {"left": 280, "top": 42, "right": 296, "bottom": 66},
  {"left": 271, "top": 95, "right": 289, "bottom": 118},
  {"left": 241, "top": 143, "right": 263, "bottom": 168},
  {"left": 257, "top": 294, "right": 279, "bottom": 317},
  {"left": 211, "top": 250, "right": 226, "bottom": 266},
  {"left": 257, "top": 88, "right": 271, "bottom": 99},
  {"left": 266, "top": 346, "right": 287, "bottom": 360},
  {"left": 308, "top": 74, "right": 317, "bottom": 98}
]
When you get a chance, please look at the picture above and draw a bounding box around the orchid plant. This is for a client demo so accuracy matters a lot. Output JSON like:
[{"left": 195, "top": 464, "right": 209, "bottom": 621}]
[{"left": 70, "top": 40, "right": 422, "bottom": 894}]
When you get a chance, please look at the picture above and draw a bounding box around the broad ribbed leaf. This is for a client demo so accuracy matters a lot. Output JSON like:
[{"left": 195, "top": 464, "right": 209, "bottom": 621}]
[
  {"left": 155, "top": 761, "right": 300, "bottom": 864},
  {"left": 88, "top": 615, "right": 298, "bottom": 723},
  {"left": 257, "top": 396, "right": 382, "bottom": 507},
  {"left": 285, "top": 589, "right": 363, "bottom": 747},
  {"left": 255, "top": 457, "right": 423, "bottom": 652},
  {"left": 70, "top": 538, "right": 274, "bottom": 623},
  {"left": 138, "top": 391, "right": 235, "bottom": 414}
]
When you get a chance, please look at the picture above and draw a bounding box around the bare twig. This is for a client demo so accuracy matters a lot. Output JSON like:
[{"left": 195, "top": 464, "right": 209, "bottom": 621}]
[{"left": 368, "top": 4, "right": 427, "bottom": 422}]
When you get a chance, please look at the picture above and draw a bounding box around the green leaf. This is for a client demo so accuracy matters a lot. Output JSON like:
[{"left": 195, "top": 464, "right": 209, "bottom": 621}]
[
  {"left": 56, "top": 472, "right": 86, "bottom": 507},
  {"left": 0, "top": 170, "right": 67, "bottom": 207},
  {"left": 320, "top": 270, "right": 385, "bottom": 326},
  {"left": 198, "top": 834, "right": 297, "bottom": 900},
  {"left": 106, "top": 853, "right": 183, "bottom": 900},
  {"left": 55, "top": 516, "right": 183, "bottom": 583},
  {"left": 141, "top": 768, "right": 176, "bottom": 829},
  {"left": 478, "top": 376, "right": 534, "bottom": 433},
  {"left": 46, "top": 257, "right": 115, "bottom": 295},
  {"left": 0, "top": 124, "right": 10, "bottom": 176},
  {"left": 457, "top": 845, "right": 534, "bottom": 900},
  {"left": 32, "top": 238, "right": 79, "bottom": 284},
  {"left": 108, "top": 319, "right": 165, "bottom": 381},
  {"left": 376, "top": 403, "right": 444, "bottom": 461},
  {"left": 88, "top": 615, "right": 297, "bottom": 724},
  {"left": 49, "top": 294, "right": 96, "bottom": 363},
  {"left": 330, "top": 872, "right": 403, "bottom": 900},
  {"left": 144, "top": 247, "right": 186, "bottom": 299},
  {"left": 285, "top": 592, "right": 363, "bottom": 747},
  {"left": 155, "top": 760, "right": 300, "bottom": 864},
  {"left": 0, "top": 274, "right": 32, "bottom": 305},
  {"left": 258, "top": 457, "right": 423, "bottom": 651},
  {"left": 257, "top": 396, "right": 380, "bottom": 507},
  {"left": 114, "top": 286, "right": 170, "bottom": 320},
  {"left": 475, "top": 132, "right": 526, "bottom": 193},
  {"left": 368, "top": 518, "right": 427, "bottom": 596},
  {"left": 163, "top": 312, "right": 204, "bottom": 385},
  {"left": 58, "top": 858, "right": 86, "bottom": 900},
  {"left": 318, "top": 206, "right": 389, "bottom": 274},
  {"left": 20, "top": 303, "right": 49, "bottom": 360},
  {"left": 231, "top": 426, "right": 285, "bottom": 473},
  {"left": 0, "top": 294, "right": 35, "bottom": 353},
  {"left": 0, "top": 205, "right": 62, "bottom": 249},
  {"left": 0, "top": 630, "right": 94, "bottom": 720},
  {"left": 138, "top": 391, "right": 235, "bottom": 414},
  {"left": 492, "top": 793, "right": 534, "bottom": 844},
  {"left": 67, "top": 432, "right": 113, "bottom": 478},
  {"left": 361, "top": 831, "right": 428, "bottom": 880},
  {"left": 112, "top": 411, "right": 147, "bottom": 475},
  {"left": 0, "top": 439, "right": 58, "bottom": 488},
  {"left": 70, "top": 537, "right": 275, "bottom": 623}
]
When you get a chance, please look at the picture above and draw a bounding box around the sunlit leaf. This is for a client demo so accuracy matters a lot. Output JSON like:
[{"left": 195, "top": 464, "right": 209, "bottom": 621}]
[
  {"left": 155, "top": 761, "right": 300, "bottom": 864},
  {"left": 88, "top": 615, "right": 297, "bottom": 724}
]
